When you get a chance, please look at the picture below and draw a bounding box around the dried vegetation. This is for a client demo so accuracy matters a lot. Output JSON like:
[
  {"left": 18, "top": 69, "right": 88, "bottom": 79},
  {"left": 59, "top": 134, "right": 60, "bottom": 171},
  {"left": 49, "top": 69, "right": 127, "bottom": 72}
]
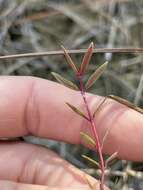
[{"left": 0, "top": 0, "right": 143, "bottom": 189}]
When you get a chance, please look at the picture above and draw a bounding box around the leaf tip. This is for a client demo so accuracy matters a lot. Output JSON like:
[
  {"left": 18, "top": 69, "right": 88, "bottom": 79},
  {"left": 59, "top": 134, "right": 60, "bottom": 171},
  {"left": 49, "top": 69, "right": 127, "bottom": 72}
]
[
  {"left": 87, "top": 42, "right": 94, "bottom": 54},
  {"left": 51, "top": 71, "right": 56, "bottom": 78},
  {"left": 89, "top": 41, "right": 94, "bottom": 49},
  {"left": 51, "top": 71, "right": 55, "bottom": 75},
  {"left": 104, "top": 61, "right": 109, "bottom": 66},
  {"left": 61, "top": 45, "right": 66, "bottom": 51}
]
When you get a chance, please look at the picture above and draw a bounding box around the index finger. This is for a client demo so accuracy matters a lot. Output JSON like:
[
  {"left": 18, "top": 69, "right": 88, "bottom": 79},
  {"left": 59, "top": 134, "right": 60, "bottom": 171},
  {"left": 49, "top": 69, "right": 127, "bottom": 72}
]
[{"left": 0, "top": 76, "right": 143, "bottom": 161}]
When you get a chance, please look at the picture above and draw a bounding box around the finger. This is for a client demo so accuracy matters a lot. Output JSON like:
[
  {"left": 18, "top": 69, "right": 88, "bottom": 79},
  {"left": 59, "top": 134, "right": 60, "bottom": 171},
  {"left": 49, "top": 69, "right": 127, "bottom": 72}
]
[
  {"left": 0, "top": 142, "right": 107, "bottom": 190},
  {"left": 0, "top": 180, "right": 93, "bottom": 190},
  {"left": 0, "top": 76, "right": 142, "bottom": 161}
]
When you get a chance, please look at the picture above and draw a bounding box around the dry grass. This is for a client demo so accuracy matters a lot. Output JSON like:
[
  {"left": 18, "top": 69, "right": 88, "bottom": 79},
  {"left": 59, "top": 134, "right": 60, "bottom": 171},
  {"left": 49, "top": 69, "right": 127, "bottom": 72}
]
[{"left": 0, "top": 0, "right": 143, "bottom": 189}]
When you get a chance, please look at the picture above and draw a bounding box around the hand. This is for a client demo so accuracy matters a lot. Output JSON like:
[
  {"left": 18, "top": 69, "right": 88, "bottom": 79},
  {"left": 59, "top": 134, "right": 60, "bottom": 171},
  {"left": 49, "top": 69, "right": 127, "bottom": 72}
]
[{"left": 0, "top": 76, "right": 142, "bottom": 190}]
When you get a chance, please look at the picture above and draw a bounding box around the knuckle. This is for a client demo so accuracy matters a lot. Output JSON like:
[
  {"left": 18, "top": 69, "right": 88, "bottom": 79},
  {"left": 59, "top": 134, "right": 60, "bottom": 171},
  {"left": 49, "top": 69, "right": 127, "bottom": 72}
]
[{"left": 23, "top": 79, "right": 40, "bottom": 135}]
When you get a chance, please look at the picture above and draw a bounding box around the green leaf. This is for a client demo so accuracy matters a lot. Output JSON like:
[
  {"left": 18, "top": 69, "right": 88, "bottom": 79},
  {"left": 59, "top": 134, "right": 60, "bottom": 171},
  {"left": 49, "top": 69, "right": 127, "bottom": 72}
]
[
  {"left": 51, "top": 72, "right": 79, "bottom": 91},
  {"left": 82, "top": 155, "right": 100, "bottom": 168},
  {"left": 85, "top": 61, "right": 108, "bottom": 90},
  {"left": 61, "top": 45, "right": 78, "bottom": 74},
  {"left": 79, "top": 42, "right": 94, "bottom": 75},
  {"left": 66, "top": 102, "right": 88, "bottom": 120},
  {"left": 105, "top": 152, "right": 118, "bottom": 167},
  {"left": 80, "top": 132, "right": 96, "bottom": 147},
  {"left": 108, "top": 95, "right": 143, "bottom": 114}
]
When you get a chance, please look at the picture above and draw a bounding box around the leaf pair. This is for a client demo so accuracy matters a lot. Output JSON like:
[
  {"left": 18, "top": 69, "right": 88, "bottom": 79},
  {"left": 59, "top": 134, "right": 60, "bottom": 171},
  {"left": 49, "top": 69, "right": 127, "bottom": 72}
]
[
  {"left": 62, "top": 42, "right": 108, "bottom": 90},
  {"left": 82, "top": 151, "right": 118, "bottom": 169},
  {"left": 61, "top": 42, "right": 94, "bottom": 76},
  {"left": 80, "top": 132, "right": 99, "bottom": 167},
  {"left": 105, "top": 152, "right": 118, "bottom": 167},
  {"left": 52, "top": 43, "right": 108, "bottom": 91},
  {"left": 108, "top": 95, "right": 143, "bottom": 114},
  {"left": 91, "top": 93, "right": 143, "bottom": 122}
]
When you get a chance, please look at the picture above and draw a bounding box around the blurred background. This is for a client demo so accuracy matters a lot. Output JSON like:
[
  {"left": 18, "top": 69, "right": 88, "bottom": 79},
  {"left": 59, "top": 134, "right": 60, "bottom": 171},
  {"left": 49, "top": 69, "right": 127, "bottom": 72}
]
[{"left": 0, "top": 0, "right": 143, "bottom": 189}]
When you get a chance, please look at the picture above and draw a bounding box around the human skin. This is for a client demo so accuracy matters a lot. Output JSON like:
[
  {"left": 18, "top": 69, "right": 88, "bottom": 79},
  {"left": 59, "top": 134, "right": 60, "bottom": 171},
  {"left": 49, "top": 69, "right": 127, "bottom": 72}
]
[{"left": 0, "top": 76, "right": 142, "bottom": 190}]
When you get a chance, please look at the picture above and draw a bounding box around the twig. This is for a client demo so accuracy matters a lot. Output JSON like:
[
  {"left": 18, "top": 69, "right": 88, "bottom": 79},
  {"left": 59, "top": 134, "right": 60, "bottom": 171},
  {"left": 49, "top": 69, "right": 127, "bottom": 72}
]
[
  {"left": 1, "top": 48, "right": 143, "bottom": 60},
  {"left": 78, "top": 75, "right": 105, "bottom": 190}
]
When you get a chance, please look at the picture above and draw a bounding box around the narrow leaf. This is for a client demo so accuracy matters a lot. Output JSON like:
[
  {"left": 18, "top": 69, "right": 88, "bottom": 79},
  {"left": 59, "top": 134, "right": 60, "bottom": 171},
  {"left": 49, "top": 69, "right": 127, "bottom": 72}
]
[
  {"left": 84, "top": 174, "right": 95, "bottom": 190},
  {"left": 105, "top": 152, "right": 118, "bottom": 166},
  {"left": 93, "top": 97, "right": 107, "bottom": 118},
  {"left": 61, "top": 45, "right": 78, "bottom": 74},
  {"left": 85, "top": 61, "right": 108, "bottom": 90},
  {"left": 80, "top": 132, "right": 96, "bottom": 147},
  {"left": 66, "top": 102, "right": 88, "bottom": 120},
  {"left": 51, "top": 72, "right": 78, "bottom": 91},
  {"left": 108, "top": 95, "right": 143, "bottom": 114},
  {"left": 79, "top": 42, "right": 94, "bottom": 75},
  {"left": 82, "top": 155, "right": 100, "bottom": 168}
]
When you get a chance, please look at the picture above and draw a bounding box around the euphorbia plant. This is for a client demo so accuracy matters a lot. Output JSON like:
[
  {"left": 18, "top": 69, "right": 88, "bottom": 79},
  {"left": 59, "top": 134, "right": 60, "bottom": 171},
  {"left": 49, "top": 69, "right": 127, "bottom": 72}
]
[
  {"left": 52, "top": 42, "right": 143, "bottom": 189},
  {"left": 52, "top": 42, "right": 110, "bottom": 190}
]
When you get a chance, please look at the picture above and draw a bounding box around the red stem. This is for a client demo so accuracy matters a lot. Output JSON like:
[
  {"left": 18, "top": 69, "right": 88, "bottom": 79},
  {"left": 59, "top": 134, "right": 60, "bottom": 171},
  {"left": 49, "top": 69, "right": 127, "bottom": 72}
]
[{"left": 77, "top": 75, "right": 105, "bottom": 190}]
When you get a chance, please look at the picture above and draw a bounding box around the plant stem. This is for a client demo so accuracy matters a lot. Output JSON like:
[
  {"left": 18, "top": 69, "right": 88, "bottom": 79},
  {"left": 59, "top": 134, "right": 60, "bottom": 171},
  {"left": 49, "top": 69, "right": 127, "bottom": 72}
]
[
  {"left": 77, "top": 75, "right": 105, "bottom": 190},
  {"left": 1, "top": 48, "right": 143, "bottom": 60}
]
